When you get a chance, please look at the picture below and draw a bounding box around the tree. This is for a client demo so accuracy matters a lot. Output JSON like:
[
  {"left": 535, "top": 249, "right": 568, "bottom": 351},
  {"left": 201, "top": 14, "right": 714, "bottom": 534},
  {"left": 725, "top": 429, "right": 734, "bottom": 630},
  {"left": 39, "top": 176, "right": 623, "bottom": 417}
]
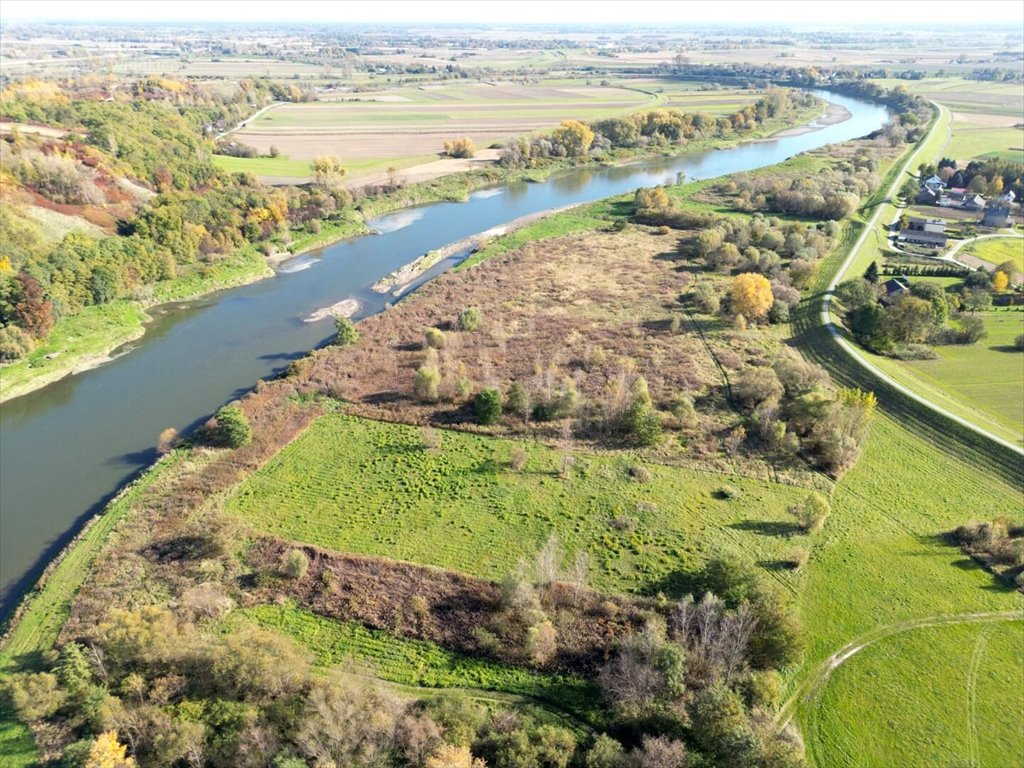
[
  {"left": 268, "top": 145, "right": 280, "bottom": 158},
  {"left": 212, "top": 405, "right": 252, "bottom": 448},
  {"left": 426, "top": 745, "right": 486, "bottom": 768},
  {"left": 0, "top": 324, "right": 33, "bottom": 361},
  {"left": 335, "top": 316, "right": 359, "bottom": 345},
  {"left": 457, "top": 307, "right": 481, "bottom": 331},
  {"left": 13, "top": 272, "right": 53, "bottom": 339},
  {"left": 886, "top": 296, "right": 932, "bottom": 343},
  {"left": 848, "top": 303, "right": 891, "bottom": 352},
  {"left": 442, "top": 138, "right": 475, "bottom": 158},
  {"left": 156, "top": 427, "right": 178, "bottom": 454},
  {"left": 992, "top": 270, "right": 1009, "bottom": 292},
  {"left": 86, "top": 731, "right": 137, "bottom": 768},
  {"left": 312, "top": 156, "right": 346, "bottom": 191},
  {"left": 863, "top": 261, "right": 880, "bottom": 284},
  {"left": 507, "top": 381, "right": 530, "bottom": 420},
  {"left": 730, "top": 273, "right": 773, "bottom": 321},
  {"left": 835, "top": 278, "right": 877, "bottom": 310},
  {"left": 473, "top": 387, "right": 502, "bottom": 425},
  {"left": 551, "top": 120, "right": 595, "bottom": 157},
  {"left": 4, "top": 672, "right": 65, "bottom": 722}
]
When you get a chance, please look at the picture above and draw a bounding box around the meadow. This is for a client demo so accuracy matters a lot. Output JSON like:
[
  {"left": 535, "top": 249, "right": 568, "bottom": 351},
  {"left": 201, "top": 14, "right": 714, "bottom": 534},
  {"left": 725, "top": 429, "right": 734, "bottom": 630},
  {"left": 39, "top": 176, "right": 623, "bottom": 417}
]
[
  {"left": 225, "top": 413, "right": 813, "bottom": 597},
  {"left": 804, "top": 620, "right": 1024, "bottom": 768},
  {"left": 964, "top": 236, "right": 1024, "bottom": 275},
  {"left": 240, "top": 603, "right": 602, "bottom": 725}
]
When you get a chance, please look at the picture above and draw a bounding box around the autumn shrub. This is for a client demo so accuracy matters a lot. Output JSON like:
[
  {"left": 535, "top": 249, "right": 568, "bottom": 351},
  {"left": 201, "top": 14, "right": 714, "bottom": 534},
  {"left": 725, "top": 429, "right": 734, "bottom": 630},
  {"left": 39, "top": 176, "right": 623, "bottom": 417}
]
[
  {"left": 283, "top": 549, "right": 309, "bottom": 579},
  {"left": 335, "top": 316, "right": 359, "bottom": 346}
]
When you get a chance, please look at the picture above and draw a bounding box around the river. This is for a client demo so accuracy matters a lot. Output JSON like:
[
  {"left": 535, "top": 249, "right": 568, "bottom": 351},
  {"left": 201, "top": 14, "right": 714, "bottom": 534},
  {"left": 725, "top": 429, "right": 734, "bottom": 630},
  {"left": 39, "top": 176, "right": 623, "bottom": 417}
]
[{"left": 0, "top": 91, "right": 890, "bottom": 616}]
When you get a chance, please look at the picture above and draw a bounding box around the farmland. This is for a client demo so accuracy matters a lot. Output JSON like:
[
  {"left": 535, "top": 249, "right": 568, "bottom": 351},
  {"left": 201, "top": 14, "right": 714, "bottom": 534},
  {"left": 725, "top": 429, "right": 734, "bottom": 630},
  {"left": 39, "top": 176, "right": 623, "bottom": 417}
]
[
  {"left": 226, "top": 413, "right": 811, "bottom": 597},
  {"left": 224, "top": 78, "right": 775, "bottom": 180}
]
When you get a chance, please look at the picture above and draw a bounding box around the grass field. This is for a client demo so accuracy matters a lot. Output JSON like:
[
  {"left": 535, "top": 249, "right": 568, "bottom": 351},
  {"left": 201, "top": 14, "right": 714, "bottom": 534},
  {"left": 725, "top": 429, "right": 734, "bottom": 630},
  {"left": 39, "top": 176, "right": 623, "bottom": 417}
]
[
  {"left": 871, "top": 78, "right": 1024, "bottom": 118},
  {"left": 241, "top": 603, "right": 602, "bottom": 724},
  {"left": 225, "top": 413, "right": 812, "bottom": 597},
  {"left": 964, "top": 237, "right": 1024, "bottom": 275},
  {"left": 805, "top": 620, "right": 1024, "bottom": 768}
]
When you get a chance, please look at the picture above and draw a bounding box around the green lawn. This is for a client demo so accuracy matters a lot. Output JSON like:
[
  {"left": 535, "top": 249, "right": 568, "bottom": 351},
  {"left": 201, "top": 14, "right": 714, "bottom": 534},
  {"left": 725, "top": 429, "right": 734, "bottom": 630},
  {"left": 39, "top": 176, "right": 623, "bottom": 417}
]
[
  {"left": 240, "top": 604, "right": 601, "bottom": 725},
  {"left": 947, "top": 126, "right": 1024, "bottom": 164},
  {"left": 805, "top": 620, "right": 1024, "bottom": 768},
  {"left": 225, "top": 413, "right": 812, "bottom": 597},
  {"left": 870, "top": 312, "right": 1024, "bottom": 443},
  {"left": 964, "top": 237, "right": 1024, "bottom": 275}
]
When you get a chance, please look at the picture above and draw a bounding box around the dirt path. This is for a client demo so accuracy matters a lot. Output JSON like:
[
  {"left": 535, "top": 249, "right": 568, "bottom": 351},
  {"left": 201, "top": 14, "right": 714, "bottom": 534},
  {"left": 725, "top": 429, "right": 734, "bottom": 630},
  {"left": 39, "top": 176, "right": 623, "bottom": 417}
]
[
  {"left": 966, "top": 626, "right": 993, "bottom": 768},
  {"left": 215, "top": 101, "right": 283, "bottom": 141},
  {"left": 775, "top": 610, "right": 1022, "bottom": 731}
]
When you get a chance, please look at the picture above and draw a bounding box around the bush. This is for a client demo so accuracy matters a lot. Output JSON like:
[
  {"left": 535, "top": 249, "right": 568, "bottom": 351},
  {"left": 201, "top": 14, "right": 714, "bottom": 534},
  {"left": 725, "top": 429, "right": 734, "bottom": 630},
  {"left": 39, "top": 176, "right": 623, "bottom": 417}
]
[
  {"left": 509, "top": 446, "right": 527, "bottom": 472},
  {"left": 473, "top": 387, "right": 503, "bottom": 425},
  {"left": 424, "top": 327, "right": 446, "bottom": 349},
  {"left": 442, "top": 137, "right": 475, "bottom": 158},
  {"left": 335, "top": 316, "right": 359, "bottom": 346},
  {"left": 1014, "top": 333, "right": 1024, "bottom": 351},
  {"left": 415, "top": 366, "right": 441, "bottom": 402},
  {"left": 283, "top": 549, "right": 309, "bottom": 579},
  {"left": 0, "top": 324, "right": 34, "bottom": 361},
  {"left": 457, "top": 307, "right": 481, "bottom": 331},
  {"left": 212, "top": 405, "right": 252, "bottom": 448},
  {"left": 506, "top": 382, "right": 530, "bottom": 420},
  {"left": 789, "top": 492, "right": 830, "bottom": 533}
]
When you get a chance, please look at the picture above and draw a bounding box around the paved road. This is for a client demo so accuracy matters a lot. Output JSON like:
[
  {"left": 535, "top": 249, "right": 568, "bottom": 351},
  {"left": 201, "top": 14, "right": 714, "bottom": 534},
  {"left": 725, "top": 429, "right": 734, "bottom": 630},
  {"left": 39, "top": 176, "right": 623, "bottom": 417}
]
[
  {"left": 215, "top": 101, "right": 282, "bottom": 141},
  {"left": 820, "top": 103, "right": 1024, "bottom": 457}
]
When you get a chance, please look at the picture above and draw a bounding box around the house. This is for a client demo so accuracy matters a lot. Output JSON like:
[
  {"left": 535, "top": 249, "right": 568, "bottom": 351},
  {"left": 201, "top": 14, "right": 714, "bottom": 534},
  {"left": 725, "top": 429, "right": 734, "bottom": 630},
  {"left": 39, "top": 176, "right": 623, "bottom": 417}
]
[
  {"left": 982, "top": 206, "right": 1011, "bottom": 228},
  {"left": 916, "top": 186, "right": 941, "bottom": 205},
  {"left": 898, "top": 228, "right": 948, "bottom": 248},
  {"left": 880, "top": 277, "right": 911, "bottom": 306},
  {"left": 963, "top": 194, "right": 986, "bottom": 211},
  {"left": 998, "top": 190, "right": 1016, "bottom": 204},
  {"left": 906, "top": 217, "right": 946, "bottom": 234},
  {"left": 923, "top": 175, "right": 946, "bottom": 192}
]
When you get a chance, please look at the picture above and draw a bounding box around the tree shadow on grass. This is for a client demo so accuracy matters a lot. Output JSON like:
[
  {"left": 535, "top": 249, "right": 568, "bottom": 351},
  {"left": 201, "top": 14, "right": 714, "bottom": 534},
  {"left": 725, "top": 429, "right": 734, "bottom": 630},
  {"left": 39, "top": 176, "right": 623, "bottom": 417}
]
[
  {"left": 730, "top": 520, "right": 802, "bottom": 538},
  {"left": 759, "top": 559, "right": 796, "bottom": 572}
]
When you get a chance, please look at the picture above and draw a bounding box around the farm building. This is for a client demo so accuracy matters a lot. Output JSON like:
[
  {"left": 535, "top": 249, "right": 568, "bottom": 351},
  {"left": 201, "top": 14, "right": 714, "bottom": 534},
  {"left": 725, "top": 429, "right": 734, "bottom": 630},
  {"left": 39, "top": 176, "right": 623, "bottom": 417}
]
[
  {"left": 898, "top": 226, "right": 948, "bottom": 248},
  {"left": 906, "top": 217, "right": 946, "bottom": 234},
  {"left": 982, "top": 206, "right": 1012, "bottom": 228}
]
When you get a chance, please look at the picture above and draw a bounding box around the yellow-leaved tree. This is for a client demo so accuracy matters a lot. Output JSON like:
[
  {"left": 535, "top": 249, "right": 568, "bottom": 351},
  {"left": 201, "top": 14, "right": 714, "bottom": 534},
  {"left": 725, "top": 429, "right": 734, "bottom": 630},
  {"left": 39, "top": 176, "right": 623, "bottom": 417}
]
[
  {"left": 730, "top": 273, "right": 774, "bottom": 321},
  {"left": 85, "top": 731, "right": 136, "bottom": 768},
  {"left": 425, "top": 744, "right": 487, "bottom": 768},
  {"left": 992, "top": 270, "right": 1009, "bottom": 292},
  {"left": 551, "top": 120, "right": 595, "bottom": 157}
]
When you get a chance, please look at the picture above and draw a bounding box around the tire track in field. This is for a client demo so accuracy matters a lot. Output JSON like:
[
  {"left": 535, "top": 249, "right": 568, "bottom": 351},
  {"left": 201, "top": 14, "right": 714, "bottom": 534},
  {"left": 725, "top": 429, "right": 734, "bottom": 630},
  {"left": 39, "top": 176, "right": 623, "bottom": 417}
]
[
  {"left": 966, "top": 625, "right": 993, "bottom": 768},
  {"left": 776, "top": 610, "right": 1022, "bottom": 732}
]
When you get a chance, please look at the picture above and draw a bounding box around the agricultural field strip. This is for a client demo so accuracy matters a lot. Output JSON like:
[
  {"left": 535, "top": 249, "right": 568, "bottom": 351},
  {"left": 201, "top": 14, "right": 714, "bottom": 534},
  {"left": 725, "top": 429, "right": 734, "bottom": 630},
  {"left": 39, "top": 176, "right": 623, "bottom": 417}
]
[
  {"left": 820, "top": 102, "right": 1024, "bottom": 457},
  {"left": 775, "top": 610, "right": 1023, "bottom": 731}
]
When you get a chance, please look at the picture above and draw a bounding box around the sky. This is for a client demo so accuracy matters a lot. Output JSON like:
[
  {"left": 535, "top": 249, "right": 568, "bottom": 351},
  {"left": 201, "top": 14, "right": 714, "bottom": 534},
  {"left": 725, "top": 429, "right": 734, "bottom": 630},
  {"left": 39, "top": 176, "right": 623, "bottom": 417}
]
[{"left": 2, "top": 0, "right": 1023, "bottom": 27}]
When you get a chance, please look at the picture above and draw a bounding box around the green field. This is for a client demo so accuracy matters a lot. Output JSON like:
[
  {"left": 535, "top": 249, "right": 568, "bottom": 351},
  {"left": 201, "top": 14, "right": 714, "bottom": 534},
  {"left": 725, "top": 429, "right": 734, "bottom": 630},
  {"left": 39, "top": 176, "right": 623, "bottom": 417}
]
[
  {"left": 805, "top": 620, "right": 1024, "bottom": 768},
  {"left": 868, "top": 312, "right": 1024, "bottom": 443},
  {"left": 946, "top": 122, "right": 1024, "bottom": 164},
  {"left": 870, "top": 78, "right": 1024, "bottom": 117},
  {"left": 213, "top": 154, "right": 313, "bottom": 176},
  {"left": 225, "top": 413, "right": 812, "bottom": 597},
  {"left": 241, "top": 603, "right": 601, "bottom": 724},
  {"left": 964, "top": 237, "right": 1024, "bottom": 275}
]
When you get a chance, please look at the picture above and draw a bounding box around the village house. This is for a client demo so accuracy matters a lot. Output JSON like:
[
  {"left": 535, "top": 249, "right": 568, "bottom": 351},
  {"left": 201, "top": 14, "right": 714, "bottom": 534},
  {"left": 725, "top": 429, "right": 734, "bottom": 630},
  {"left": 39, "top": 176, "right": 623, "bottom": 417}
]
[
  {"left": 982, "top": 205, "right": 1011, "bottom": 228},
  {"left": 880, "top": 276, "right": 911, "bottom": 306}
]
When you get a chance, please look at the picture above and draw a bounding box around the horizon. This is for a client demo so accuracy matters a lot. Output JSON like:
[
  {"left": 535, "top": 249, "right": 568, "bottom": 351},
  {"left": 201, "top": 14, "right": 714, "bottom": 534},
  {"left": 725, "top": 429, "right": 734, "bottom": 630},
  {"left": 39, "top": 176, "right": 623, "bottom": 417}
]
[{"left": 3, "top": 0, "right": 1023, "bottom": 28}]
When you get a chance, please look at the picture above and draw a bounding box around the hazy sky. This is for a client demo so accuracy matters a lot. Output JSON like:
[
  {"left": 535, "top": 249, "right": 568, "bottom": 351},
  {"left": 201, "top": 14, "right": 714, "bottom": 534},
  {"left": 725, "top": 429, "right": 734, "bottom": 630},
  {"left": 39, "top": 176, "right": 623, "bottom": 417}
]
[{"left": 3, "top": 0, "right": 1023, "bottom": 27}]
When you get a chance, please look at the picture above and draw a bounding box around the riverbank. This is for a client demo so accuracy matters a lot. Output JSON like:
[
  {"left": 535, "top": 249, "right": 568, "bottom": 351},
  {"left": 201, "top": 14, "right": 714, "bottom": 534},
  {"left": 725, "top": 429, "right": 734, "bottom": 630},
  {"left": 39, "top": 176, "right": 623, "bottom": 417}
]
[{"left": 0, "top": 98, "right": 827, "bottom": 405}]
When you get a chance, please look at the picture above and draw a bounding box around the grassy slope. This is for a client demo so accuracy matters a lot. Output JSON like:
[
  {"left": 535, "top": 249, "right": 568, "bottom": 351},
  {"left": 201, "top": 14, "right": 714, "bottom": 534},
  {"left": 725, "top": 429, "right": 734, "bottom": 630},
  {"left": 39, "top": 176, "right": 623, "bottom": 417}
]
[
  {"left": 225, "top": 413, "right": 811, "bottom": 598},
  {"left": 241, "top": 604, "right": 602, "bottom": 726}
]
